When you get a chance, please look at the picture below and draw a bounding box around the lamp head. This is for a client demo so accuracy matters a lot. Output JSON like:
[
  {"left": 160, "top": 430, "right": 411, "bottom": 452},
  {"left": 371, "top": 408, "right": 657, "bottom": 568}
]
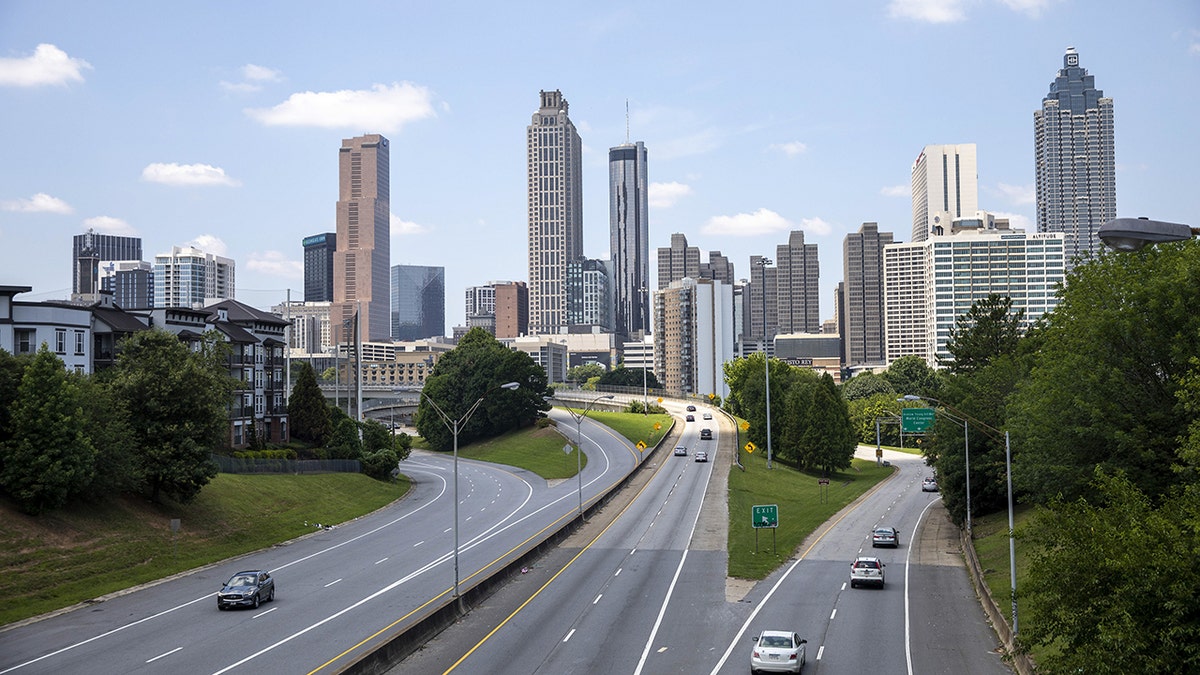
[{"left": 501, "top": 382, "right": 520, "bottom": 391}]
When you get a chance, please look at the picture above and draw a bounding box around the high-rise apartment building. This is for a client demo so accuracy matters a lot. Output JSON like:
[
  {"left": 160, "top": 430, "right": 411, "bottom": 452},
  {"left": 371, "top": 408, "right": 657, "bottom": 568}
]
[
  {"left": 72, "top": 230, "right": 142, "bottom": 296},
  {"left": 842, "top": 222, "right": 893, "bottom": 369},
  {"left": 775, "top": 230, "right": 820, "bottom": 334},
  {"left": 153, "top": 245, "right": 235, "bottom": 308},
  {"left": 657, "top": 233, "right": 701, "bottom": 289},
  {"left": 527, "top": 90, "right": 583, "bottom": 335},
  {"left": 566, "top": 258, "right": 612, "bottom": 330},
  {"left": 333, "top": 134, "right": 390, "bottom": 342},
  {"left": 911, "top": 144, "right": 978, "bottom": 242},
  {"left": 494, "top": 281, "right": 529, "bottom": 339},
  {"left": 1035, "top": 46, "right": 1116, "bottom": 262},
  {"left": 100, "top": 260, "right": 154, "bottom": 309},
  {"left": 303, "top": 232, "right": 337, "bottom": 302},
  {"left": 609, "top": 141, "right": 649, "bottom": 339},
  {"left": 390, "top": 264, "right": 445, "bottom": 341},
  {"left": 652, "top": 277, "right": 735, "bottom": 398}
]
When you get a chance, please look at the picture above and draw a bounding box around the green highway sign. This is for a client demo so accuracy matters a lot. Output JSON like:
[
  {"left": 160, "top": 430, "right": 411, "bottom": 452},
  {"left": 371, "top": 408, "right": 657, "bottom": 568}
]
[
  {"left": 901, "top": 407, "right": 936, "bottom": 433},
  {"left": 752, "top": 504, "right": 778, "bottom": 529}
]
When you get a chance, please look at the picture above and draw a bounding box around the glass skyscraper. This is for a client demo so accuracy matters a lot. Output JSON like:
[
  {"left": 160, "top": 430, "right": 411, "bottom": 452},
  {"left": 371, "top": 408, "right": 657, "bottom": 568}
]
[
  {"left": 302, "top": 232, "right": 336, "bottom": 302},
  {"left": 390, "top": 264, "right": 444, "bottom": 341},
  {"left": 608, "top": 141, "right": 649, "bottom": 339},
  {"left": 1034, "top": 47, "right": 1116, "bottom": 262},
  {"left": 72, "top": 229, "right": 142, "bottom": 296}
]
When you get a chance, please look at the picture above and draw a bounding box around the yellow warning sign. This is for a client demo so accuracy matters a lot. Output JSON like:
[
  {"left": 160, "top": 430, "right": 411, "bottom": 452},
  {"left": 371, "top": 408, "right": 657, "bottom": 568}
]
[
  {"left": 636, "top": 440, "right": 647, "bottom": 450},
  {"left": 745, "top": 442, "right": 757, "bottom": 453}
]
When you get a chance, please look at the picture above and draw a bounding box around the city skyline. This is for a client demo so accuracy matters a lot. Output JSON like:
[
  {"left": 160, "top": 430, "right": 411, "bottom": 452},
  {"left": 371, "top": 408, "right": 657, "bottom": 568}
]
[{"left": 2, "top": 2, "right": 1197, "bottom": 335}]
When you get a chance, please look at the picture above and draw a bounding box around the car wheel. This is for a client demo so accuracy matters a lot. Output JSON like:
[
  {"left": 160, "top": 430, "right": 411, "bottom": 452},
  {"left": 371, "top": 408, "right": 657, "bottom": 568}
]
[
  {"left": 850, "top": 580, "right": 856, "bottom": 588},
  {"left": 268, "top": 587, "right": 275, "bottom": 602},
  {"left": 217, "top": 604, "right": 225, "bottom": 611},
  {"left": 253, "top": 593, "right": 260, "bottom": 609}
]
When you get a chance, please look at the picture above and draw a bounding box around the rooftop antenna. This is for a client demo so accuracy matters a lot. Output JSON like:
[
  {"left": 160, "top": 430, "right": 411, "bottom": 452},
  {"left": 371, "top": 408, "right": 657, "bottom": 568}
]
[{"left": 625, "top": 99, "right": 630, "bottom": 144}]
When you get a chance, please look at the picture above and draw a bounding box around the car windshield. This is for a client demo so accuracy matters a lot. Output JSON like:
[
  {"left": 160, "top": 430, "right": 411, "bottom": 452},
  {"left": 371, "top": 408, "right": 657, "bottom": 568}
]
[
  {"left": 227, "top": 575, "right": 256, "bottom": 586},
  {"left": 875, "top": 529, "right": 893, "bottom": 535},
  {"left": 856, "top": 560, "right": 879, "bottom": 569},
  {"left": 761, "top": 635, "right": 792, "bottom": 648}
]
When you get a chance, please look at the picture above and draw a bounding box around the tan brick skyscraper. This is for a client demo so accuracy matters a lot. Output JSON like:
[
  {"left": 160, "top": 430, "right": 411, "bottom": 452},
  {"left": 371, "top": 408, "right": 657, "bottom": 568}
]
[{"left": 332, "top": 134, "right": 390, "bottom": 343}]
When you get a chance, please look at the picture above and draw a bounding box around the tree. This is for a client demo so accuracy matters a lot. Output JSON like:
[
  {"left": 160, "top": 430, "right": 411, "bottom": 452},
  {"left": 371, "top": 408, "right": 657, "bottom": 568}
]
[
  {"left": 847, "top": 392, "right": 905, "bottom": 446},
  {"left": 940, "top": 294, "right": 1026, "bottom": 374},
  {"left": 841, "top": 371, "right": 894, "bottom": 402},
  {"left": 288, "top": 362, "right": 332, "bottom": 445},
  {"left": 566, "top": 363, "right": 604, "bottom": 387},
  {"left": 326, "top": 415, "right": 362, "bottom": 460},
  {"left": 883, "top": 355, "right": 942, "bottom": 400},
  {"left": 722, "top": 354, "right": 801, "bottom": 452},
  {"left": 0, "top": 349, "right": 31, "bottom": 452},
  {"left": 597, "top": 366, "right": 661, "bottom": 390},
  {"left": 0, "top": 346, "right": 95, "bottom": 514},
  {"left": 74, "top": 373, "right": 138, "bottom": 500},
  {"left": 109, "top": 329, "right": 233, "bottom": 503},
  {"left": 780, "top": 372, "right": 856, "bottom": 473}
]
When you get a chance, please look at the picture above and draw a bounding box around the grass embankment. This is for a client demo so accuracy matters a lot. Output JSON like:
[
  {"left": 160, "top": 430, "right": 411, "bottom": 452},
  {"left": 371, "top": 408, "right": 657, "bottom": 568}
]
[
  {"left": 1, "top": 473, "right": 407, "bottom": 626},
  {"left": 970, "top": 504, "right": 1048, "bottom": 664},
  {"left": 728, "top": 450, "right": 894, "bottom": 579}
]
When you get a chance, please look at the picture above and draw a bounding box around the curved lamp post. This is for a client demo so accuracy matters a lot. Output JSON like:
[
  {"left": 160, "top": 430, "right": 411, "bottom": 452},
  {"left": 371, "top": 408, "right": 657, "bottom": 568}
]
[
  {"left": 901, "top": 395, "right": 972, "bottom": 535},
  {"left": 553, "top": 393, "right": 615, "bottom": 520},
  {"left": 1099, "top": 217, "right": 1199, "bottom": 252},
  {"left": 422, "top": 381, "right": 519, "bottom": 598},
  {"left": 755, "top": 256, "right": 774, "bottom": 469}
]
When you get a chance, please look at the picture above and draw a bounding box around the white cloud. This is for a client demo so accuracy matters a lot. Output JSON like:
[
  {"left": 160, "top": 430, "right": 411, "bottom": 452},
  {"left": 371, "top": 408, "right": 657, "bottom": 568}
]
[
  {"left": 991, "top": 211, "right": 1034, "bottom": 232},
  {"left": 390, "top": 213, "right": 429, "bottom": 235},
  {"left": 187, "top": 234, "right": 228, "bottom": 256},
  {"left": 246, "top": 250, "right": 302, "bottom": 278},
  {"left": 245, "top": 82, "right": 436, "bottom": 133},
  {"left": 1, "top": 192, "right": 73, "bottom": 214},
  {"left": 83, "top": 215, "right": 136, "bottom": 235},
  {"left": 142, "top": 162, "right": 240, "bottom": 187},
  {"left": 887, "top": 0, "right": 966, "bottom": 23},
  {"left": 219, "top": 81, "right": 260, "bottom": 93},
  {"left": 769, "top": 141, "right": 808, "bottom": 157},
  {"left": 702, "top": 208, "right": 795, "bottom": 237},
  {"left": 649, "top": 181, "right": 692, "bottom": 208},
  {"left": 221, "top": 64, "right": 283, "bottom": 92},
  {"left": 997, "top": 0, "right": 1054, "bottom": 17},
  {"left": 880, "top": 185, "right": 909, "bottom": 198},
  {"left": 799, "top": 217, "right": 834, "bottom": 236},
  {"left": 0, "top": 44, "right": 91, "bottom": 87},
  {"left": 995, "top": 182, "right": 1035, "bottom": 205}
]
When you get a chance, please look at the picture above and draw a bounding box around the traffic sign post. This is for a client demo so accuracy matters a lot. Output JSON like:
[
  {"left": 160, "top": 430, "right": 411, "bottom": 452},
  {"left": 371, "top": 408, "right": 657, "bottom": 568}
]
[
  {"left": 818, "top": 477, "right": 830, "bottom": 503},
  {"left": 901, "top": 407, "right": 936, "bottom": 433},
  {"left": 752, "top": 504, "right": 778, "bottom": 554}
]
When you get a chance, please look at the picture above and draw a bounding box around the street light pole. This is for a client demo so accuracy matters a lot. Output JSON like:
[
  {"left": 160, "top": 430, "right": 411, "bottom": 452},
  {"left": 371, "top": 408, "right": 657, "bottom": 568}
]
[
  {"left": 901, "top": 394, "right": 971, "bottom": 534},
  {"left": 421, "top": 381, "right": 519, "bottom": 598},
  {"left": 555, "top": 393, "right": 614, "bottom": 520},
  {"left": 756, "top": 256, "right": 774, "bottom": 469}
]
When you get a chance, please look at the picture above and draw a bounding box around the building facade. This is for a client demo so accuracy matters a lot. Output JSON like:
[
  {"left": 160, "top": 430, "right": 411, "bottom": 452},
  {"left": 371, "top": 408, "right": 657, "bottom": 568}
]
[
  {"left": 746, "top": 254, "right": 778, "bottom": 341},
  {"left": 653, "top": 277, "right": 735, "bottom": 399},
  {"left": 842, "top": 222, "right": 894, "bottom": 369},
  {"left": 657, "top": 232, "right": 701, "bottom": 289},
  {"left": 100, "top": 260, "right": 154, "bottom": 309},
  {"left": 911, "top": 144, "right": 978, "bottom": 243},
  {"left": 566, "top": 258, "right": 612, "bottom": 330},
  {"left": 303, "top": 232, "right": 337, "bottom": 302},
  {"left": 527, "top": 90, "right": 583, "bottom": 335},
  {"left": 391, "top": 264, "right": 445, "bottom": 341},
  {"left": 153, "top": 245, "right": 235, "bottom": 309},
  {"left": 72, "top": 230, "right": 142, "bottom": 296},
  {"left": 333, "top": 134, "right": 391, "bottom": 342},
  {"left": 609, "top": 141, "right": 649, "bottom": 339},
  {"left": 775, "top": 230, "right": 821, "bottom": 335},
  {"left": 494, "top": 281, "right": 529, "bottom": 339},
  {"left": 1034, "top": 46, "right": 1116, "bottom": 262}
]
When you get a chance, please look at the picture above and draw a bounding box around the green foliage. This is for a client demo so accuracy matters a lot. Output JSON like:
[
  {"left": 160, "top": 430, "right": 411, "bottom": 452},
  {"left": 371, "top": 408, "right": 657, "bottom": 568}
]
[
  {"left": 779, "top": 372, "right": 856, "bottom": 473},
  {"left": 326, "top": 417, "right": 362, "bottom": 460},
  {"left": 1010, "top": 243, "right": 1200, "bottom": 503},
  {"left": 625, "top": 399, "right": 667, "bottom": 414},
  {"left": 360, "top": 419, "right": 392, "bottom": 454},
  {"left": 940, "top": 294, "right": 1026, "bottom": 374},
  {"left": 74, "top": 374, "right": 138, "bottom": 500},
  {"left": 0, "top": 349, "right": 32, "bottom": 451},
  {"left": 722, "top": 354, "right": 801, "bottom": 452},
  {"left": 288, "top": 362, "right": 332, "bottom": 446},
  {"left": 883, "top": 355, "right": 942, "bottom": 400},
  {"left": 1177, "top": 356, "right": 1200, "bottom": 475},
  {"left": 0, "top": 347, "right": 96, "bottom": 514},
  {"left": 597, "top": 366, "right": 661, "bottom": 389},
  {"left": 840, "top": 371, "right": 894, "bottom": 401},
  {"left": 361, "top": 447, "right": 400, "bottom": 480},
  {"left": 109, "top": 329, "right": 232, "bottom": 503},
  {"left": 1020, "top": 470, "right": 1200, "bottom": 673},
  {"left": 846, "top": 392, "right": 904, "bottom": 446},
  {"left": 567, "top": 363, "right": 604, "bottom": 385},
  {"left": 319, "top": 366, "right": 337, "bottom": 382},
  {"left": 416, "top": 328, "right": 549, "bottom": 452}
]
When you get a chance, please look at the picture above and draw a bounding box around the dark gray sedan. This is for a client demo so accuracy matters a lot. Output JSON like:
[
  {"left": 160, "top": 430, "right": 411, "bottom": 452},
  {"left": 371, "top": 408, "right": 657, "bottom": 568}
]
[{"left": 217, "top": 570, "right": 275, "bottom": 610}]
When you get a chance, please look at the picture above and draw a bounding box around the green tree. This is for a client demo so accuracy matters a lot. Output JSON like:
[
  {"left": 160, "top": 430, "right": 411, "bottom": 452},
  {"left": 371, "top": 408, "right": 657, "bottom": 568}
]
[
  {"left": 74, "top": 373, "right": 138, "bottom": 500},
  {"left": 0, "top": 346, "right": 96, "bottom": 514},
  {"left": 326, "top": 416, "right": 362, "bottom": 460},
  {"left": 109, "top": 329, "right": 232, "bottom": 503},
  {"left": 847, "top": 392, "right": 904, "bottom": 446},
  {"left": 883, "top": 355, "right": 942, "bottom": 400},
  {"left": 1021, "top": 469, "right": 1200, "bottom": 674},
  {"left": 780, "top": 372, "right": 856, "bottom": 473},
  {"left": 288, "top": 362, "right": 332, "bottom": 445},
  {"left": 597, "top": 366, "right": 661, "bottom": 390},
  {"left": 0, "top": 349, "right": 32, "bottom": 453},
  {"left": 841, "top": 371, "right": 894, "bottom": 402},
  {"left": 940, "top": 294, "right": 1026, "bottom": 374},
  {"left": 722, "top": 354, "right": 800, "bottom": 452},
  {"left": 567, "top": 363, "right": 604, "bottom": 387}
]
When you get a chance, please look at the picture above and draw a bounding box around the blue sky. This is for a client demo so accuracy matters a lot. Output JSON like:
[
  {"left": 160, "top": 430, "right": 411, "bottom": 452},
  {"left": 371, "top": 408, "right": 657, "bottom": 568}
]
[{"left": 2, "top": 1, "right": 1197, "bottom": 334}]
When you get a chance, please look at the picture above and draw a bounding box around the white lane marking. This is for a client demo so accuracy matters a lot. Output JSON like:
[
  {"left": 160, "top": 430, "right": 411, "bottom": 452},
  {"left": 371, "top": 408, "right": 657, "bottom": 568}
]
[
  {"left": 146, "top": 647, "right": 182, "bottom": 663},
  {"left": 563, "top": 629, "right": 575, "bottom": 643},
  {"left": 443, "top": 527, "right": 452, "bottom": 533},
  {"left": 840, "top": 582, "right": 847, "bottom": 591},
  {"left": 817, "top": 645, "right": 825, "bottom": 660},
  {"left": 906, "top": 496, "right": 943, "bottom": 675},
  {"left": 593, "top": 594, "right": 603, "bottom": 604},
  {"left": 830, "top": 608, "right": 837, "bottom": 620},
  {"left": 708, "top": 556, "right": 806, "bottom": 673},
  {"left": 375, "top": 557, "right": 389, "bottom": 564},
  {"left": 324, "top": 579, "right": 342, "bottom": 588},
  {"left": 253, "top": 607, "right": 277, "bottom": 618},
  {"left": 614, "top": 568, "right": 622, "bottom": 576}
]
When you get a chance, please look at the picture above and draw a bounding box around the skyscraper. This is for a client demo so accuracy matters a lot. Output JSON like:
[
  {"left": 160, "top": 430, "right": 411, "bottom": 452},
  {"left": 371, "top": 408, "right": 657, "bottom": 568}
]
[
  {"left": 842, "top": 222, "right": 893, "bottom": 369},
  {"left": 153, "top": 245, "right": 235, "bottom": 308},
  {"left": 775, "top": 230, "right": 820, "bottom": 335},
  {"left": 1035, "top": 46, "right": 1116, "bottom": 261},
  {"left": 302, "top": 232, "right": 336, "bottom": 302},
  {"left": 72, "top": 229, "right": 142, "bottom": 296},
  {"left": 657, "top": 233, "right": 701, "bottom": 289},
  {"left": 527, "top": 90, "right": 583, "bottom": 335},
  {"left": 390, "top": 264, "right": 444, "bottom": 341},
  {"left": 609, "top": 141, "right": 649, "bottom": 339},
  {"left": 911, "top": 144, "right": 978, "bottom": 242},
  {"left": 333, "top": 134, "right": 390, "bottom": 343},
  {"left": 566, "top": 258, "right": 612, "bottom": 330}
]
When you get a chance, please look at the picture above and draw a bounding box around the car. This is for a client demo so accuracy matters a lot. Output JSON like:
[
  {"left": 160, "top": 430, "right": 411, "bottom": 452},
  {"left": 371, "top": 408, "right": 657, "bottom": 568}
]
[
  {"left": 700, "top": 428, "right": 713, "bottom": 440},
  {"left": 872, "top": 526, "right": 900, "bottom": 548},
  {"left": 686, "top": 405, "right": 697, "bottom": 412},
  {"left": 674, "top": 446, "right": 688, "bottom": 456},
  {"left": 686, "top": 414, "right": 695, "bottom": 422},
  {"left": 694, "top": 450, "right": 708, "bottom": 462},
  {"left": 702, "top": 412, "right": 713, "bottom": 420},
  {"left": 217, "top": 570, "right": 275, "bottom": 610},
  {"left": 922, "top": 476, "right": 938, "bottom": 492},
  {"left": 849, "top": 557, "right": 885, "bottom": 588},
  {"left": 750, "top": 630, "right": 807, "bottom": 674}
]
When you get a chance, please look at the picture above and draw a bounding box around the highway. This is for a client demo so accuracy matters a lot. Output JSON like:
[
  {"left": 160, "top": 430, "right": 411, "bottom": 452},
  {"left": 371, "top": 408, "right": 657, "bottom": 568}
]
[{"left": 0, "top": 410, "right": 640, "bottom": 675}]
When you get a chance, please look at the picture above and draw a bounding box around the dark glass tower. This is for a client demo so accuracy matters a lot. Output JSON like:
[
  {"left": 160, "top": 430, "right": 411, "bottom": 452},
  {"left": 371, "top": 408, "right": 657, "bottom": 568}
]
[
  {"left": 609, "top": 141, "right": 648, "bottom": 339},
  {"left": 72, "top": 230, "right": 142, "bottom": 295},
  {"left": 390, "top": 265, "right": 445, "bottom": 341},
  {"left": 302, "top": 232, "right": 336, "bottom": 302}
]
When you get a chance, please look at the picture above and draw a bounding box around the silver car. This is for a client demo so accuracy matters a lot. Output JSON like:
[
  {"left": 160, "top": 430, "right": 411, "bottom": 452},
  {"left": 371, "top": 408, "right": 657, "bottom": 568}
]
[{"left": 751, "top": 630, "right": 807, "bottom": 674}]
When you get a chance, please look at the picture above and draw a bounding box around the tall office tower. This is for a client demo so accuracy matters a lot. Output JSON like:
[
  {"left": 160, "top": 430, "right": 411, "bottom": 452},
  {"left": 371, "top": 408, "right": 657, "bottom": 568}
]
[
  {"left": 100, "top": 260, "right": 154, "bottom": 309},
  {"left": 700, "top": 251, "right": 735, "bottom": 285},
  {"left": 333, "top": 134, "right": 390, "bottom": 343},
  {"left": 494, "top": 281, "right": 529, "bottom": 339},
  {"left": 72, "top": 229, "right": 142, "bottom": 295},
  {"left": 657, "top": 233, "right": 701, "bottom": 289},
  {"left": 842, "top": 222, "right": 894, "bottom": 368},
  {"left": 652, "top": 277, "right": 735, "bottom": 398},
  {"left": 775, "top": 230, "right": 821, "bottom": 334},
  {"left": 153, "top": 245, "right": 235, "bottom": 308},
  {"left": 302, "top": 233, "right": 337, "bottom": 302},
  {"left": 566, "top": 258, "right": 612, "bottom": 330},
  {"left": 527, "top": 90, "right": 583, "bottom": 335},
  {"left": 911, "top": 144, "right": 978, "bottom": 242},
  {"left": 747, "top": 254, "right": 778, "bottom": 341},
  {"left": 608, "top": 141, "right": 649, "bottom": 339},
  {"left": 390, "top": 264, "right": 445, "bottom": 341},
  {"left": 1035, "top": 46, "right": 1116, "bottom": 262}
]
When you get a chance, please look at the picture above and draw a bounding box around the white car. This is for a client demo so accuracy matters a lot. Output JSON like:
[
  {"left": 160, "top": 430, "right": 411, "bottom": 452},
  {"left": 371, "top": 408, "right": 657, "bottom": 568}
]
[
  {"left": 694, "top": 450, "right": 708, "bottom": 462},
  {"left": 751, "top": 630, "right": 807, "bottom": 674},
  {"left": 849, "top": 556, "right": 885, "bottom": 588},
  {"left": 702, "top": 412, "right": 713, "bottom": 420},
  {"left": 922, "top": 476, "right": 938, "bottom": 492}
]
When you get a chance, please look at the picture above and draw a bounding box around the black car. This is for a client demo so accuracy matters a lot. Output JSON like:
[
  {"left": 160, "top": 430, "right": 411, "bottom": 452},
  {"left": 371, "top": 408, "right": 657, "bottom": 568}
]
[
  {"left": 686, "top": 405, "right": 697, "bottom": 412},
  {"left": 217, "top": 570, "right": 275, "bottom": 610},
  {"left": 700, "top": 428, "right": 713, "bottom": 440}
]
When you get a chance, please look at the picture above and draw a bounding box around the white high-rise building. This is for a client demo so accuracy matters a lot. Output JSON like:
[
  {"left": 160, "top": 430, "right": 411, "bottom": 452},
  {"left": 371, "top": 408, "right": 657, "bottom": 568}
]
[
  {"left": 911, "top": 144, "right": 978, "bottom": 243},
  {"left": 153, "top": 245, "right": 234, "bottom": 309},
  {"left": 653, "top": 277, "right": 735, "bottom": 399},
  {"left": 527, "top": 90, "right": 583, "bottom": 335}
]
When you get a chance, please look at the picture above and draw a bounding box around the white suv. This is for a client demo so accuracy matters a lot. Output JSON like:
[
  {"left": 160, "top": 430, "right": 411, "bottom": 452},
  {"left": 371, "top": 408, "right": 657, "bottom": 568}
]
[{"left": 849, "top": 556, "right": 885, "bottom": 588}]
